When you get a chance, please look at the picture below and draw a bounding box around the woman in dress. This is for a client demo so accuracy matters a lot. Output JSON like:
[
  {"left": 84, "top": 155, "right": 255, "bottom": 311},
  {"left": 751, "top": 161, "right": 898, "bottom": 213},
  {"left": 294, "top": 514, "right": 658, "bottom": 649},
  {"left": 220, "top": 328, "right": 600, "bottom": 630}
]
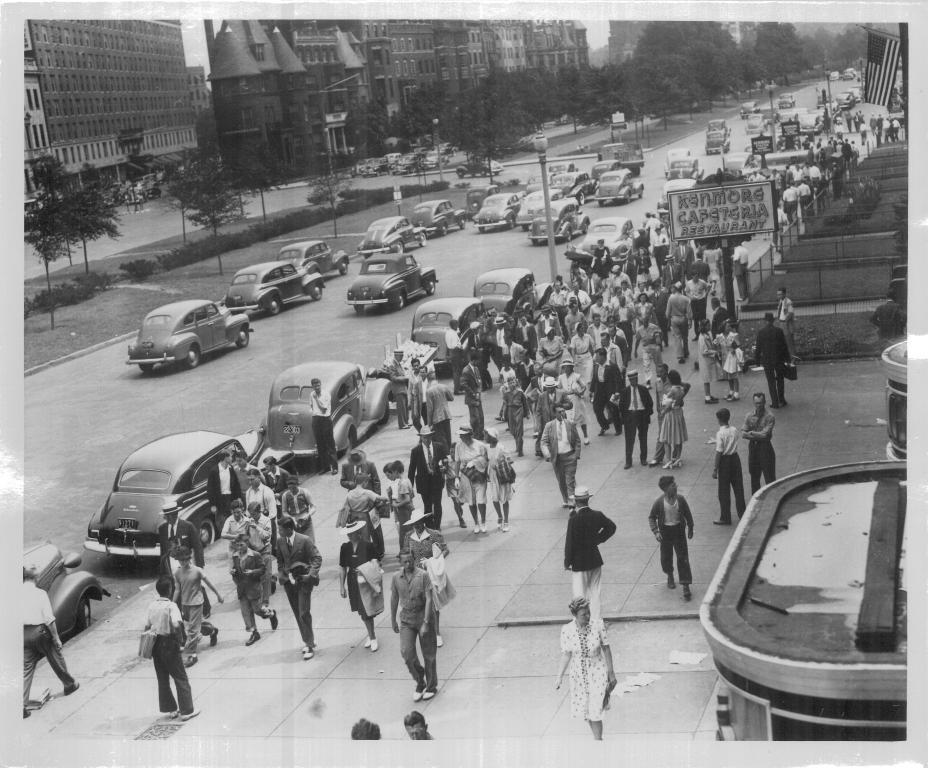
[
  {"left": 569, "top": 320, "right": 596, "bottom": 390},
  {"left": 695, "top": 319, "right": 721, "bottom": 405},
  {"left": 557, "top": 358, "right": 590, "bottom": 445},
  {"left": 537, "top": 327, "right": 565, "bottom": 379},
  {"left": 340, "top": 482, "right": 389, "bottom": 562},
  {"left": 658, "top": 369, "right": 691, "bottom": 469},
  {"left": 716, "top": 320, "right": 743, "bottom": 402},
  {"left": 339, "top": 521, "right": 381, "bottom": 652},
  {"left": 483, "top": 428, "right": 514, "bottom": 532},
  {"left": 405, "top": 508, "right": 450, "bottom": 647},
  {"left": 555, "top": 597, "right": 617, "bottom": 741},
  {"left": 453, "top": 425, "right": 490, "bottom": 533}
]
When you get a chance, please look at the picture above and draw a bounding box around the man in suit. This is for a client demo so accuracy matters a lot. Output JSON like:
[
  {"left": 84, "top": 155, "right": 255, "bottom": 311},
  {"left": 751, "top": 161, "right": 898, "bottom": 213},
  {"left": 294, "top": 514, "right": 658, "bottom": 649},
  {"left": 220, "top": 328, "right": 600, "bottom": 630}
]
[
  {"left": 407, "top": 362, "right": 429, "bottom": 432},
  {"left": 589, "top": 348, "right": 622, "bottom": 436},
  {"left": 673, "top": 240, "right": 695, "bottom": 279},
  {"left": 207, "top": 451, "right": 242, "bottom": 530},
  {"left": 709, "top": 297, "right": 730, "bottom": 338},
  {"left": 158, "top": 503, "right": 205, "bottom": 581},
  {"left": 424, "top": 365, "right": 455, "bottom": 450},
  {"left": 753, "top": 312, "right": 791, "bottom": 409},
  {"left": 385, "top": 349, "right": 411, "bottom": 428},
  {"left": 614, "top": 370, "right": 654, "bottom": 469},
  {"left": 460, "top": 351, "right": 485, "bottom": 440},
  {"left": 261, "top": 456, "right": 291, "bottom": 514},
  {"left": 276, "top": 516, "right": 323, "bottom": 661},
  {"left": 340, "top": 448, "right": 382, "bottom": 494},
  {"left": 564, "top": 487, "right": 617, "bottom": 620},
  {"left": 540, "top": 403, "right": 582, "bottom": 508},
  {"left": 408, "top": 426, "right": 450, "bottom": 529}
]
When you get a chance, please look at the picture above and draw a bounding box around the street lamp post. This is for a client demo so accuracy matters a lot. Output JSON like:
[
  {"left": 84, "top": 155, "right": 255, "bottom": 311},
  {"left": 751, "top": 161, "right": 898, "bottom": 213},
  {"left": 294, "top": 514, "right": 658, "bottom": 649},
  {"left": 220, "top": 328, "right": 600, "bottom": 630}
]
[
  {"left": 433, "top": 118, "right": 444, "bottom": 185},
  {"left": 533, "top": 133, "right": 559, "bottom": 283},
  {"left": 768, "top": 82, "right": 777, "bottom": 150}
]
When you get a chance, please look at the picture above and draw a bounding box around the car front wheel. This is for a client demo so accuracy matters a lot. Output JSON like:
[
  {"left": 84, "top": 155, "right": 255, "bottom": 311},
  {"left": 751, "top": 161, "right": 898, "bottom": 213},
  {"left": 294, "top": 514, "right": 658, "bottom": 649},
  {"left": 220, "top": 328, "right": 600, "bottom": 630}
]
[
  {"left": 391, "top": 291, "right": 407, "bottom": 310},
  {"left": 184, "top": 345, "right": 201, "bottom": 369},
  {"left": 199, "top": 519, "right": 215, "bottom": 548},
  {"left": 437, "top": 223, "right": 447, "bottom": 237},
  {"left": 308, "top": 283, "right": 323, "bottom": 301},
  {"left": 266, "top": 295, "right": 282, "bottom": 315},
  {"left": 422, "top": 278, "right": 436, "bottom": 296},
  {"left": 338, "top": 259, "right": 349, "bottom": 275},
  {"left": 74, "top": 595, "right": 92, "bottom": 634},
  {"left": 235, "top": 328, "right": 250, "bottom": 348},
  {"left": 576, "top": 192, "right": 585, "bottom": 206}
]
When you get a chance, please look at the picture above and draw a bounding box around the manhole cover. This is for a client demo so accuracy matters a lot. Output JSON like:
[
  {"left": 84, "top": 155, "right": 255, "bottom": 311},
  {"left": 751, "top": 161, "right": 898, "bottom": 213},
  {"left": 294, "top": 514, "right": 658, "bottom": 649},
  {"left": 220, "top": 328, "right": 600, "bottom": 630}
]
[{"left": 135, "top": 722, "right": 184, "bottom": 740}]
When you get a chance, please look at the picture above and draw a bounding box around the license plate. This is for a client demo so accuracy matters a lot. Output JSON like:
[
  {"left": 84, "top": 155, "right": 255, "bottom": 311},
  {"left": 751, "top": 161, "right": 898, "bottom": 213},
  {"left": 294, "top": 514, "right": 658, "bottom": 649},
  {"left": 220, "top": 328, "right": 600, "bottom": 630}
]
[
  {"left": 283, "top": 425, "right": 301, "bottom": 435},
  {"left": 117, "top": 518, "right": 139, "bottom": 530},
  {"left": 142, "top": 341, "right": 153, "bottom": 349}
]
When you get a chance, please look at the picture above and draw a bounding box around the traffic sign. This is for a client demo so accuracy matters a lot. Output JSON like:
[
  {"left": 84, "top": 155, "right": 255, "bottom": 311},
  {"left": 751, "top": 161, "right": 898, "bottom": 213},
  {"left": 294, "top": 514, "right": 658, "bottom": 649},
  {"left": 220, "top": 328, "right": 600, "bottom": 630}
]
[
  {"left": 611, "top": 111, "right": 627, "bottom": 129},
  {"left": 751, "top": 135, "right": 774, "bottom": 156},
  {"left": 392, "top": 184, "right": 402, "bottom": 202}
]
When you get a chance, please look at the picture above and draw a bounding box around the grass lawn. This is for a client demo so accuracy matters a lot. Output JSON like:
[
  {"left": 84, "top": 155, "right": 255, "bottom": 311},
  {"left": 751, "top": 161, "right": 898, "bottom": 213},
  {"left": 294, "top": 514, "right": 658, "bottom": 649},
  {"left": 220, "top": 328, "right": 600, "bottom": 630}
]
[{"left": 738, "top": 312, "right": 889, "bottom": 361}]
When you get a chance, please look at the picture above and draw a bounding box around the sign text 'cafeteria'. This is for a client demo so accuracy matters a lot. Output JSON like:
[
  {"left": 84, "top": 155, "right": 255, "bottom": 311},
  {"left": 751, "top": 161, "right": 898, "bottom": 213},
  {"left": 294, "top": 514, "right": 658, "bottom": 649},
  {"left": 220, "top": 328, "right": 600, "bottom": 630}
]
[{"left": 666, "top": 180, "right": 776, "bottom": 240}]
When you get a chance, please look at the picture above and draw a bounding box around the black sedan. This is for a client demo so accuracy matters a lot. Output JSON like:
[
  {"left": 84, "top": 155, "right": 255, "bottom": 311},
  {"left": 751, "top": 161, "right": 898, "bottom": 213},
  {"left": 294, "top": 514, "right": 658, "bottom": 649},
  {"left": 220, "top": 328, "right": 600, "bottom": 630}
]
[{"left": 409, "top": 199, "right": 467, "bottom": 237}]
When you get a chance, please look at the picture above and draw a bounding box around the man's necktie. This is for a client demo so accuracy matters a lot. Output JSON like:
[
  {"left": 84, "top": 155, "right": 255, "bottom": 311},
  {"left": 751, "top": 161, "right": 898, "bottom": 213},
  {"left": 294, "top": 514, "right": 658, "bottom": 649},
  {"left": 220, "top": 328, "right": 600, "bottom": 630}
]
[{"left": 632, "top": 387, "right": 639, "bottom": 410}]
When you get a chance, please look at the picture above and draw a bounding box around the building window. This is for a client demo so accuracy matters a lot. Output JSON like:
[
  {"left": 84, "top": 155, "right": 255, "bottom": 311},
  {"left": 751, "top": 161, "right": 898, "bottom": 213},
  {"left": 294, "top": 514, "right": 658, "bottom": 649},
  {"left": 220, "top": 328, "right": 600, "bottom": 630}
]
[{"left": 252, "top": 43, "right": 264, "bottom": 61}]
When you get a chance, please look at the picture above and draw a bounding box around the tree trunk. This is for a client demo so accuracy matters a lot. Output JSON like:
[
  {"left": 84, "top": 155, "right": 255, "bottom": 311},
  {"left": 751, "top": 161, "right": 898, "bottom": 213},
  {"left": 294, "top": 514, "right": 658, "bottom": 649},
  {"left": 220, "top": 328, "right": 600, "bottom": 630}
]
[
  {"left": 260, "top": 190, "right": 266, "bottom": 223},
  {"left": 66, "top": 240, "right": 73, "bottom": 266},
  {"left": 44, "top": 260, "right": 55, "bottom": 330},
  {"left": 331, "top": 202, "right": 338, "bottom": 237},
  {"left": 82, "top": 237, "right": 89, "bottom": 274},
  {"left": 181, "top": 208, "right": 187, "bottom": 243},
  {"left": 217, "top": 252, "right": 223, "bottom": 275}
]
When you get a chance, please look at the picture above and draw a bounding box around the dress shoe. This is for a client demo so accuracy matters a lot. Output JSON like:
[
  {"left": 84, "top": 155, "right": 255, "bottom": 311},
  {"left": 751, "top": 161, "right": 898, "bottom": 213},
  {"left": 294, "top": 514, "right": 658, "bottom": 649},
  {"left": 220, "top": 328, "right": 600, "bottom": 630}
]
[
  {"left": 641, "top": 459, "right": 648, "bottom": 466},
  {"left": 682, "top": 585, "right": 692, "bottom": 601},
  {"left": 184, "top": 656, "right": 198, "bottom": 668},
  {"left": 24, "top": 708, "right": 31, "bottom": 718},
  {"left": 422, "top": 691, "right": 436, "bottom": 700},
  {"left": 209, "top": 628, "right": 219, "bottom": 647},
  {"left": 413, "top": 689, "right": 424, "bottom": 702},
  {"left": 303, "top": 648, "right": 314, "bottom": 660},
  {"left": 623, "top": 463, "right": 632, "bottom": 469},
  {"left": 63, "top": 682, "right": 80, "bottom": 696},
  {"left": 712, "top": 520, "right": 732, "bottom": 526},
  {"left": 180, "top": 709, "right": 200, "bottom": 721},
  {"left": 583, "top": 436, "right": 590, "bottom": 445},
  {"left": 704, "top": 396, "right": 719, "bottom": 404},
  {"left": 370, "top": 638, "right": 379, "bottom": 652},
  {"left": 246, "top": 630, "right": 261, "bottom": 646},
  {"left": 780, "top": 400, "right": 788, "bottom": 406},
  {"left": 269, "top": 610, "right": 278, "bottom": 630},
  {"left": 598, "top": 428, "right": 607, "bottom": 436},
  {"left": 330, "top": 468, "right": 338, "bottom": 475},
  {"left": 479, "top": 523, "right": 487, "bottom": 533},
  {"left": 667, "top": 575, "right": 676, "bottom": 589},
  {"left": 458, "top": 518, "right": 467, "bottom": 528},
  {"left": 436, "top": 635, "right": 444, "bottom": 647},
  {"left": 364, "top": 637, "right": 371, "bottom": 648},
  {"left": 473, "top": 524, "right": 481, "bottom": 533},
  {"left": 770, "top": 403, "right": 781, "bottom": 409}
]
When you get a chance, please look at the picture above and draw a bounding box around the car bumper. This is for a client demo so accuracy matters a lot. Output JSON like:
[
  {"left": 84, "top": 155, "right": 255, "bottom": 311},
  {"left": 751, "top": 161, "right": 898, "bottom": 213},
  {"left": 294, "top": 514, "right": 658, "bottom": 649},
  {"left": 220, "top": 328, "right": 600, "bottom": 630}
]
[
  {"left": 358, "top": 247, "right": 391, "bottom": 257},
  {"left": 594, "top": 192, "right": 629, "bottom": 203},
  {"left": 226, "top": 303, "right": 261, "bottom": 313},
  {"left": 347, "top": 297, "right": 389, "bottom": 306},
  {"left": 83, "top": 539, "right": 161, "bottom": 558},
  {"left": 475, "top": 220, "right": 507, "bottom": 230},
  {"left": 127, "top": 353, "right": 174, "bottom": 365}
]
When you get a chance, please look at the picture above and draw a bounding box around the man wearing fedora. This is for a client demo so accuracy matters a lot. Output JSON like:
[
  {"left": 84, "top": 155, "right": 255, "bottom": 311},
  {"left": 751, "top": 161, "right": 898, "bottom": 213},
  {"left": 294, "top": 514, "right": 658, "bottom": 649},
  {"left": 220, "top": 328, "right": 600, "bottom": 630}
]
[
  {"left": 541, "top": 402, "right": 582, "bottom": 508},
  {"left": 614, "top": 370, "right": 654, "bottom": 469},
  {"left": 158, "top": 502, "right": 210, "bottom": 613},
  {"left": 564, "top": 487, "right": 617, "bottom": 620},
  {"left": 532, "top": 375, "right": 570, "bottom": 458},
  {"left": 340, "top": 448, "right": 382, "bottom": 495},
  {"left": 460, "top": 351, "right": 485, "bottom": 440},
  {"left": 408, "top": 426, "right": 449, "bottom": 528}
]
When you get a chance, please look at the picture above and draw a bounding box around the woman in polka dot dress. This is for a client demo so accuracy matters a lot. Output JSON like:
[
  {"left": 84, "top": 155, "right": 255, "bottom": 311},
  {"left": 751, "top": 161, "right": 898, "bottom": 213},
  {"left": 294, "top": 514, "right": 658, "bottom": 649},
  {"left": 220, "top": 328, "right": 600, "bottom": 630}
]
[{"left": 555, "top": 597, "right": 617, "bottom": 740}]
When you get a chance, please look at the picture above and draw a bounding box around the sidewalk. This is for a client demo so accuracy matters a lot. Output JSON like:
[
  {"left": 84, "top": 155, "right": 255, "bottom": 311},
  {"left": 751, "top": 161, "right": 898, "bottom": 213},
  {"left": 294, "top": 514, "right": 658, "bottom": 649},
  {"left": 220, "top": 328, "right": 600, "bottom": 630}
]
[{"left": 16, "top": 356, "right": 890, "bottom": 760}]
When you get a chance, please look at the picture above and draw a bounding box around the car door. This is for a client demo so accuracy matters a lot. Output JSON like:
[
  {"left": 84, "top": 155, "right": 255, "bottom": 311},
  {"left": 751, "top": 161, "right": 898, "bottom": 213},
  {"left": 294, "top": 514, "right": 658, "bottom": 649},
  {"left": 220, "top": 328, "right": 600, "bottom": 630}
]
[
  {"left": 193, "top": 304, "right": 219, "bottom": 349},
  {"left": 278, "top": 263, "right": 301, "bottom": 301},
  {"left": 311, "top": 242, "right": 329, "bottom": 272},
  {"left": 404, "top": 253, "right": 422, "bottom": 294}
]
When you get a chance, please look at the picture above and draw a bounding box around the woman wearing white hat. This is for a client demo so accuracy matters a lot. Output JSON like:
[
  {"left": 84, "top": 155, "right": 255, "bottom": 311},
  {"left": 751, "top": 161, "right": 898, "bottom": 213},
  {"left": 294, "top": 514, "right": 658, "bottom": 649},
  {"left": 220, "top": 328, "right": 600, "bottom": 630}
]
[
  {"left": 557, "top": 358, "right": 590, "bottom": 445},
  {"left": 339, "top": 520, "right": 381, "bottom": 651},
  {"left": 452, "top": 425, "right": 489, "bottom": 533},
  {"left": 483, "top": 428, "right": 514, "bottom": 532},
  {"left": 404, "top": 507, "right": 451, "bottom": 647}
]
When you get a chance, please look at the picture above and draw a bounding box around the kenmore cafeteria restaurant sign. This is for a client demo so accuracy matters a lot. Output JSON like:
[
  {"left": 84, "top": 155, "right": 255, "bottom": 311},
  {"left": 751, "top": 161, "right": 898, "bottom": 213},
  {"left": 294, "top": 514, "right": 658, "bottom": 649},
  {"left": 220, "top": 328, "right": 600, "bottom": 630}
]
[{"left": 666, "top": 180, "right": 776, "bottom": 240}]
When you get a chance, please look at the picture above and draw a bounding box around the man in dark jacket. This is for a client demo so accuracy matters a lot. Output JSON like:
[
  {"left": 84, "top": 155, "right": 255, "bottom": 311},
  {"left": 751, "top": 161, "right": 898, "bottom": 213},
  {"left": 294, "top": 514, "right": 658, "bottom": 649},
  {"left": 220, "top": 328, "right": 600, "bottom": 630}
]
[
  {"left": 158, "top": 502, "right": 211, "bottom": 617},
  {"left": 709, "top": 297, "right": 730, "bottom": 338},
  {"left": 408, "top": 426, "right": 450, "bottom": 529},
  {"left": 564, "top": 486, "right": 616, "bottom": 620},
  {"left": 614, "top": 370, "right": 654, "bottom": 469},
  {"left": 340, "top": 449, "right": 382, "bottom": 494},
  {"left": 207, "top": 451, "right": 242, "bottom": 529},
  {"left": 590, "top": 348, "right": 623, "bottom": 436},
  {"left": 648, "top": 476, "right": 694, "bottom": 600},
  {"left": 460, "top": 351, "right": 485, "bottom": 439},
  {"left": 276, "top": 516, "right": 323, "bottom": 661},
  {"left": 753, "top": 312, "right": 791, "bottom": 408}
]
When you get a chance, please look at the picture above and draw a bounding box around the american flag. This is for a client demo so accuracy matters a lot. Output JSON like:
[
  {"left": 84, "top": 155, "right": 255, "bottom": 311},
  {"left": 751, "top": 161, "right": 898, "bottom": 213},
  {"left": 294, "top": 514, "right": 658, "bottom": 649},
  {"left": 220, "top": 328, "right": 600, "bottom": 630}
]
[{"left": 864, "top": 30, "right": 901, "bottom": 108}]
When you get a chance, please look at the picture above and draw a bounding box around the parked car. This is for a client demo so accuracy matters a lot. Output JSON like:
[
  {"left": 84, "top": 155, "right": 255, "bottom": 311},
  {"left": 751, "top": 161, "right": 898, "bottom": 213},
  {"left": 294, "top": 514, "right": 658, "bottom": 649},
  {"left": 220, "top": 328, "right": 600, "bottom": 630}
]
[
  {"left": 740, "top": 101, "right": 759, "bottom": 119},
  {"left": 549, "top": 171, "right": 597, "bottom": 205},
  {"left": 722, "top": 152, "right": 752, "bottom": 178},
  {"left": 516, "top": 188, "right": 564, "bottom": 230},
  {"left": 24, "top": 542, "right": 109, "bottom": 639},
  {"left": 357, "top": 161, "right": 379, "bottom": 177},
  {"left": 279, "top": 239, "right": 350, "bottom": 277},
  {"left": 409, "top": 199, "right": 466, "bottom": 237},
  {"left": 528, "top": 198, "right": 590, "bottom": 245},
  {"left": 455, "top": 158, "right": 504, "bottom": 177},
  {"left": 473, "top": 268, "right": 551, "bottom": 315},
  {"left": 842, "top": 68, "right": 857, "bottom": 80},
  {"left": 593, "top": 169, "right": 644, "bottom": 206},
  {"left": 829, "top": 71, "right": 840, "bottom": 81},
  {"left": 590, "top": 159, "right": 623, "bottom": 181},
  {"left": 258, "top": 361, "right": 392, "bottom": 463},
  {"left": 665, "top": 157, "right": 702, "bottom": 181},
  {"left": 126, "top": 300, "right": 250, "bottom": 373},
  {"left": 706, "top": 118, "right": 730, "bottom": 136},
  {"left": 546, "top": 161, "right": 578, "bottom": 177},
  {"left": 358, "top": 216, "right": 426, "bottom": 257},
  {"left": 837, "top": 91, "right": 856, "bottom": 110},
  {"left": 705, "top": 130, "right": 731, "bottom": 155},
  {"left": 224, "top": 260, "right": 325, "bottom": 316},
  {"left": 85, "top": 430, "right": 258, "bottom": 557},
  {"left": 396, "top": 153, "right": 421, "bottom": 175},
  {"left": 577, "top": 216, "right": 635, "bottom": 253},
  {"left": 745, "top": 113, "right": 765, "bottom": 136},
  {"left": 658, "top": 178, "right": 699, "bottom": 217},
  {"left": 347, "top": 252, "right": 437, "bottom": 314},
  {"left": 664, "top": 148, "right": 692, "bottom": 178},
  {"left": 464, "top": 184, "right": 500, "bottom": 219},
  {"left": 777, "top": 93, "right": 796, "bottom": 109},
  {"left": 474, "top": 192, "right": 522, "bottom": 233},
  {"left": 797, "top": 111, "right": 823, "bottom": 136},
  {"left": 411, "top": 297, "right": 486, "bottom": 365}
]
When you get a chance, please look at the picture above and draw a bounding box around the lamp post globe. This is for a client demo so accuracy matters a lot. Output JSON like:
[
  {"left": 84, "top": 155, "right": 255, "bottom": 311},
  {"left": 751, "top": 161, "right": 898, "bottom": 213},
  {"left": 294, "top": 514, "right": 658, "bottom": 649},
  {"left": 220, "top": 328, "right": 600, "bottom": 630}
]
[{"left": 533, "top": 133, "right": 558, "bottom": 282}]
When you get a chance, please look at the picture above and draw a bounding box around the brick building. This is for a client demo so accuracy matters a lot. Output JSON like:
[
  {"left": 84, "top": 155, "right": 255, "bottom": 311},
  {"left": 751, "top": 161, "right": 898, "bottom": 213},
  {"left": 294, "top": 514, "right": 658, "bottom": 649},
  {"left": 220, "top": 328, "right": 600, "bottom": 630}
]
[
  {"left": 525, "top": 21, "right": 588, "bottom": 71},
  {"left": 485, "top": 20, "right": 528, "bottom": 72},
  {"left": 186, "top": 65, "right": 211, "bottom": 114}
]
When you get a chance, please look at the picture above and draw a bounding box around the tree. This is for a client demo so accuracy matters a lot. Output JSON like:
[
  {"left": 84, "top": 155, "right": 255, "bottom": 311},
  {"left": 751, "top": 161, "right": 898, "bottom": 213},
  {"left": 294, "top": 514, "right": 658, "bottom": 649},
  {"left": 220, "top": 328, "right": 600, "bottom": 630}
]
[
  {"left": 228, "top": 142, "right": 287, "bottom": 223},
  {"left": 753, "top": 23, "right": 805, "bottom": 85},
  {"left": 307, "top": 153, "right": 352, "bottom": 237},
  {"left": 167, "top": 153, "right": 242, "bottom": 273},
  {"left": 24, "top": 156, "right": 70, "bottom": 329},
  {"left": 62, "top": 177, "right": 121, "bottom": 274}
]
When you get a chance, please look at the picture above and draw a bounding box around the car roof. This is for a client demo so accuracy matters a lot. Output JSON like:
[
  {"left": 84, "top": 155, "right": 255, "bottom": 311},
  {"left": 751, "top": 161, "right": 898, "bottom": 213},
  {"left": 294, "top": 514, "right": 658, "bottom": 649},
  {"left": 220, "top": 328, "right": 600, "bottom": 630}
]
[
  {"left": 362, "top": 254, "right": 406, "bottom": 269},
  {"left": 600, "top": 169, "right": 630, "bottom": 179},
  {"left": 144, "top": 299, "right": 216, "bottom": 320},
  {"left": 482, "top": 194, "right": 513, "bottom": 204},
  {"left": 414, "top": 199, "right": 450, "bottom": 209},
  {"left": 281, "top": 239, "right": 325, "bottom": 250},
  {"left": 475, "top": 267, "right": 532, "bottom": 284},
  {"left": 234, "top": 260, "right": 298, "bottom": 276},
  {"left": 368, "top": 216, "right": 403, "bottom": 228},
  {"left": 121, "top": 430, "right": 238, "bottom": 473},
  {"left": 548, "top": 197, "right": 576, "bottom": 212},
  {"left": 414, "top": 297, "right": 483, "bottom": 318},
  {"left": 271, "top": 361, "right": 361, "bottom": 391},
  {"left": 667, "top": 148, "right": 691, "bottom": 157},
  {"left": 589, "top": 216, "right": 632, "bottom": 229}
]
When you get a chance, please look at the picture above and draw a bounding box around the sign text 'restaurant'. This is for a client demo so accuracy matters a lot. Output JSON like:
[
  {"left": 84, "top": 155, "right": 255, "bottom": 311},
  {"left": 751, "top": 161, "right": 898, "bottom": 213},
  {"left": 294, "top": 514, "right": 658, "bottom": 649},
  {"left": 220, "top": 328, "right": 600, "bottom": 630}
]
[{"left": 666, "top": 181, "right": 776, "bottom": 240}]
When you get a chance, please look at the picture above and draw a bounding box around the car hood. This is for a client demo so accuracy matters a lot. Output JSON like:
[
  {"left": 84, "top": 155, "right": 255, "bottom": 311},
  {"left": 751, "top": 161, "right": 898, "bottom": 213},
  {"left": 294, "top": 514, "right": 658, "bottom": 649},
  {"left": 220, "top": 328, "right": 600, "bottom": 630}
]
[{"left": 666, "top": 169, "right": 691, "bottom": 180}]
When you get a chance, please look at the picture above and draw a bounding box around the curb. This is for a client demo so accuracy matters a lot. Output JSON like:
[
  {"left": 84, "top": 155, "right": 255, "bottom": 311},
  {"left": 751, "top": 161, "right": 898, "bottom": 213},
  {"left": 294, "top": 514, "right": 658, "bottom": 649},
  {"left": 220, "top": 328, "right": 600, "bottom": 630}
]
[
  {"left": 25, "top": 331, "right": 136, "bottom": 377},
  {"left": 497, "top": 611, "right": 699, "bottom": 627}
]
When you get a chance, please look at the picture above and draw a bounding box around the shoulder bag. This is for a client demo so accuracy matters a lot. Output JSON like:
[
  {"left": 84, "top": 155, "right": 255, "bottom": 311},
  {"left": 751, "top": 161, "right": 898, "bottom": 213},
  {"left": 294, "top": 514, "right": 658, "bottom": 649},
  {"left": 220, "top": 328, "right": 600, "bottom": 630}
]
[{"left": 138, "top": 629, "right": 158, "bottom": 659}]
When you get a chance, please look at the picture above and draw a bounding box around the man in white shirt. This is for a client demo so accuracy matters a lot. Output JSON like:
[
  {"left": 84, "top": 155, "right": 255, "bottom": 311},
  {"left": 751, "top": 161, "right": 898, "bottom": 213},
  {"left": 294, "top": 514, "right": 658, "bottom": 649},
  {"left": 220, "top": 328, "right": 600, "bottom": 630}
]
[
  {"left": 245, "top": 469, "right": 276, "bottom": 517},
  {"left": 711, "top": 408, "right": 746, "bottom": 525},
  {"left": 540, "top": 404, "right": 582, "bottom": 508},
  {"left": 444, "top": 319, "right": 465, "bottom": 394},
  {"left": 23, "top": 566, "right": 78, "bottom": 716},
  {"left": 245, "top": 498, "right": 275, "bottom": 610},
  {"left": 732, "top": 240, "right": 750, "bottom": 300},
  {"left": 309, "top": 377, "right": 338, "bottom": 474},
  {"left": 776, "top": 286, "right": 796, "bottom": 357}
]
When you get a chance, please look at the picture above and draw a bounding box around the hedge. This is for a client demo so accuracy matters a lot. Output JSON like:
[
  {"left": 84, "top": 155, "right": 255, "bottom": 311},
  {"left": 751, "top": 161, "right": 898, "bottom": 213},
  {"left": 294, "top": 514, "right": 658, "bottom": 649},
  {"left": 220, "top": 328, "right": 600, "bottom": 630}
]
[{"left": 25, "top": 271, "right": 113, "bottom": 317}]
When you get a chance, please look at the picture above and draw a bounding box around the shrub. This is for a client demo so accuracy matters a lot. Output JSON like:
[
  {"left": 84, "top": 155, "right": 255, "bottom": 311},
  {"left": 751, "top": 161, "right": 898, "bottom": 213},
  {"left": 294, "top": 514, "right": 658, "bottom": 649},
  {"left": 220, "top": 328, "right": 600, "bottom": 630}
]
[
  {"left": 119, "top": 259, "right": 157, "bottom": 282},
  {"left": 72, "top": 271, "right": 113, "bottom": 292}
]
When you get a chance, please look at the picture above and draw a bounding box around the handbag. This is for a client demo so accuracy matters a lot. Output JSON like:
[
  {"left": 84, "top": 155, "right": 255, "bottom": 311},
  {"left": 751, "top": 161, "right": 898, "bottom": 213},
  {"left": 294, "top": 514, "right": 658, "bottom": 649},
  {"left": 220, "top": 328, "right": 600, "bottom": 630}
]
[
  {"left": 495, "top": 455, "right": 516, "bottom": 484},
  {"left": 461, "top": 464, "right": 486, "bottom": 483},
  {"left": 782, "top": 362, "right": 798, "bottom": 381},
  {"left": 138, "top": 629, "right": 158, "bottom": 659}
]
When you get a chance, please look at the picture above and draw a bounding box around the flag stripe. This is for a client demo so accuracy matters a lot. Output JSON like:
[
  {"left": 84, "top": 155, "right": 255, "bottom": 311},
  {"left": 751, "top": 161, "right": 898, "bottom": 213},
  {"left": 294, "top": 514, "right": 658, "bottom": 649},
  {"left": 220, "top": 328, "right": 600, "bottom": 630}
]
[{"left": 864, "top": 31, "right": 900, "bottom": 108}]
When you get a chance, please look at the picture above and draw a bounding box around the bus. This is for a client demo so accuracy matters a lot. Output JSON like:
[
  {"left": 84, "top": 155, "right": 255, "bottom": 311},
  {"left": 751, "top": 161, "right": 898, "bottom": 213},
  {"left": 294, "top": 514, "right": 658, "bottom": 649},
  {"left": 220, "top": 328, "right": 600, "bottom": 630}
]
[
  {"left": 598, "top": 142, "right": 644, "bottom": 176},
  {"left": 700, "top": 460, "right": 907, "bottom": 740}
]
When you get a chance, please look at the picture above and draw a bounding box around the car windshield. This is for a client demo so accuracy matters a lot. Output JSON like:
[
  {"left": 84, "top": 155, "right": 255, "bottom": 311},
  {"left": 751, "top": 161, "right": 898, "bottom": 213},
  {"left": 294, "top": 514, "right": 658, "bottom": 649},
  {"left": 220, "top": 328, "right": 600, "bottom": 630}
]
[
  {"left": 482, "top": 197, "right": 508, "bottom": 209},
  {"left": 231, "top": 273, "right": 258, "bottom": 285},
  {"left": 708, "top": 121, "right": 725, "bottom": 131},
  {"left": 670, "top": 160, "right": 693, "bottom": 169},
  {"left": 119, "top": 469, "right": 172, "bottom": 491},
  {"left": 590, "top": 223, "right": 618, "bottom": 233},
  {"left": 599, "top": 172, "right": 626, "bottom": 183},
  {"left": 360, "top": 261, "right": 393, "bottom": 274},
  {"left": 143, "top": 314, "right": 172, "bottom": 328},
  {"left": 551, "top": 174, "right": 576, "bottom": 186},
  {"left": 416, "top": 311, "right": 454, "bottom": 326},
  {"left": 477, "top": 282, "right": 512, "bottom": 295}
]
